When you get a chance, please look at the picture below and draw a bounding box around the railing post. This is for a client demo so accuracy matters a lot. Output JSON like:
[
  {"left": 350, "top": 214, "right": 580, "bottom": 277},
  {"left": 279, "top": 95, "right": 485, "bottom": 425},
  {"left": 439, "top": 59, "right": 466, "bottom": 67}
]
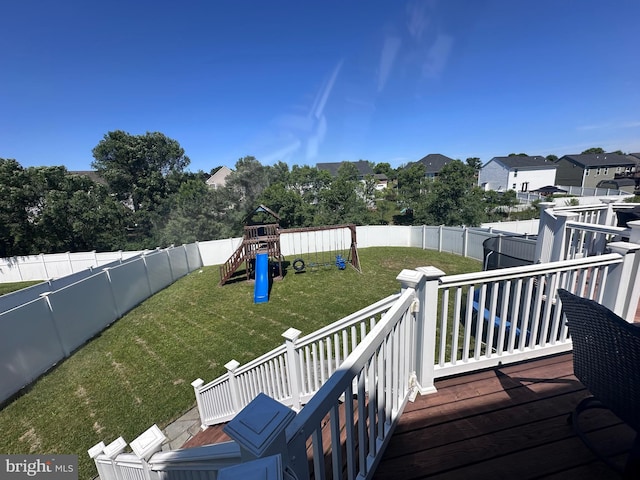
[
  {"left": 130, "top": 425, "right": 167, "bottom": 480},
  {"left": 87, "top": 442, "right": 106, "bottom": 480},
  {"left": 550, "top": 211, "right": 579, "bottom": 261},
  {"left": 534, "top": 202, "right": 556, "bottom": 263},
  {"left": 282, "top": 328, "right": 302, "bottom": 411},
  {"left": 225, "top": 360, "right": 242, "bottom": 414},
  {"left": 191, "top": 378, "right": 206, "bottom": 428},
  {"left": 438, "top": 225, "right": 443, "bottom": 252},
  {"left": 628, "top": 220, "right": 640, "bottom": 245},
  {"left": 223, "top": 393, "right": 295, "bottom": 469},
  {"left": 602, "top": 241, "right": 640, "bottom": 322},
  {"left": 414, "top": 266, "right": 446, "bottom": 395},
  {"left": 102, "top": 437, "right": 127, "bottom": 480}
]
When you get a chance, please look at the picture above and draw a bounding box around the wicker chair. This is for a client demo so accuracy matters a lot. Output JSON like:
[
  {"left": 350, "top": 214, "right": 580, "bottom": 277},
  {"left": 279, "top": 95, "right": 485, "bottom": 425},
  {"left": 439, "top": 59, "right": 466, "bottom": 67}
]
[{"left": 558, "top": 289, "right": 640, "bottom": 477}]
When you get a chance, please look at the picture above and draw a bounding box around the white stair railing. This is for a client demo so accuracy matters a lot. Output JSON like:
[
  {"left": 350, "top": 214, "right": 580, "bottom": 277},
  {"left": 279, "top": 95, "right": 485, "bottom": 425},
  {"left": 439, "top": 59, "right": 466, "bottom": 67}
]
[
  {"left": 283, "top": 270, "right": 423, "bottom": 480},
  {"left": 192, "top": 293, "right": 401, "bottom": 427}
]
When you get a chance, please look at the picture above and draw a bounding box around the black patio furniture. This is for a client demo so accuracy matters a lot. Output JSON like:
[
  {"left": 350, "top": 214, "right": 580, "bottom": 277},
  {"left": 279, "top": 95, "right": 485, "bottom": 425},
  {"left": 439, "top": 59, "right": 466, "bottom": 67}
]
[{"left": 558, "top": 289, "right": 640, "bottom": 478}]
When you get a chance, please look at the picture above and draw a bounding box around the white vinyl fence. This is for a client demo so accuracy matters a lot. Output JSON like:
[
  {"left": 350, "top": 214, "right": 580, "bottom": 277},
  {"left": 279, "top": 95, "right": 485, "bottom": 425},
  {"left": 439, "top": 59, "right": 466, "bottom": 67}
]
[{"left": 0, "top": 244, "right": 202, "bottom": 404}]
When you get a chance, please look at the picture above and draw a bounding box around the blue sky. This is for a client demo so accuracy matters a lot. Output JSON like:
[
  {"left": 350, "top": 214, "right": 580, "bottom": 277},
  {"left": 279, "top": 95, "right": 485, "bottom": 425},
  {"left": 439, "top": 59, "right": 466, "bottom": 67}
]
[{"left": 2, "top": 0, "right": 640, "bottom": 173}]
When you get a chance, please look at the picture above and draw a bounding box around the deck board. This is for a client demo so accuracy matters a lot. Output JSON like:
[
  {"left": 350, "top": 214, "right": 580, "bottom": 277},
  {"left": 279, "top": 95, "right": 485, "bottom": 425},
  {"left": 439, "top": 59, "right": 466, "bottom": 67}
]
[
  {"left": 375, "top": 352, "right": 635, "bottom": 479},
  {"left": 183, "top": 353, "right": 636, "bottom": 479}
]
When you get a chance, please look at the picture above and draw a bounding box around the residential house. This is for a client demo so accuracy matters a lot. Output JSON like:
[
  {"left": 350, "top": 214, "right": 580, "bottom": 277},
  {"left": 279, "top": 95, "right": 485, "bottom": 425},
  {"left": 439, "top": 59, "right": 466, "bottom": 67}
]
[
  {"left": 206, "top": 166, "right": 232, "bottom": 189},
  {"left": 316, "top": 160, "right": 374, "bottom": 179},
  {"left": 373, "top": 173, "right": 388, "bottom": 190},
  {"left": 414, "top": 153, "right": 455, "bottom": 179},
  {"left": 554, "top": 153, "right": 638, "bottom": 188},
  {"left": 478, "top": 155, "right": 557, "bottom": 192},
  {"left": 68, "top": 170, "right": 107, "bottom": 185}
]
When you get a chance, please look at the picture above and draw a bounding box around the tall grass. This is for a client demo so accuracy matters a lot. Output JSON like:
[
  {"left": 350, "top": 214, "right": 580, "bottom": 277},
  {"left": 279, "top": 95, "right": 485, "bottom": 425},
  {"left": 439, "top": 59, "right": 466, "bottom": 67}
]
[{"left": 0, "top": 247, "right": 480, "bottom": 479}]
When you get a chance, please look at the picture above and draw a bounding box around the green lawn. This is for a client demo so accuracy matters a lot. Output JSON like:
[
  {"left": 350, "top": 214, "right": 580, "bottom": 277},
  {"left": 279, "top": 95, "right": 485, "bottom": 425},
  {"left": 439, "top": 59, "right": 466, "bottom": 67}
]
[
  {"left": 0, "top": 247, "right": 480, "bottom": 479},
  {"left": 0, "top": 281, "right": 42, "bottom": 296}
]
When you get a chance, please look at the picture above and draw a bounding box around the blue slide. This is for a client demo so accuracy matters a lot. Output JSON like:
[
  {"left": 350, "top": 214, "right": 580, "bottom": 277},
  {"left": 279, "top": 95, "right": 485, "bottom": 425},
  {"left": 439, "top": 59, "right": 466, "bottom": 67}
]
[{"left": 253, "top": 252, "right": 269, "bottom": 304}]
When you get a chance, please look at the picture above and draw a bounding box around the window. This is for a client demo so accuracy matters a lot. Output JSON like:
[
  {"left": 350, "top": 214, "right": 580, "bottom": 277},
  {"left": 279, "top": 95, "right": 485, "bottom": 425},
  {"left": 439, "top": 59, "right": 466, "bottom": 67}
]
[
  {"left": 512, "top": 183, "right": 516, "bottom": 189},
  {"left": 585, "top": 168, "right": 589, "bottom": 176},
  {"left": 514, "top": 169, "right": 518, "bottom": 177},
  {"left": 604, "top": 167, "right": 609, "bottom": 175},
  {"left": 596, "top": 168, "right": 601, "bottom": 175},
  {"left": 521, "top": 182, "right": 529, "bottom": 192}
]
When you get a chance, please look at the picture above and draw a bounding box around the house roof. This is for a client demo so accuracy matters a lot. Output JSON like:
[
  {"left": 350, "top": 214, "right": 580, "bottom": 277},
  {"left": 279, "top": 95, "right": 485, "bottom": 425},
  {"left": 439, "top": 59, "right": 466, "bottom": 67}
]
[
  {"left": 316, "top": 160, "right": 374, "bottom": 177},
  {"left": 490, "top": 156, "right": 556, "bottom": 170},
  {"left": 558, "top": 153, "right": 638, "bottom": 168},
  {"left": 68, "top": 170, "right": 107, "bottom": 185},
  {"left": 414, "top": 153, "right": 455, "bottom": 174}
]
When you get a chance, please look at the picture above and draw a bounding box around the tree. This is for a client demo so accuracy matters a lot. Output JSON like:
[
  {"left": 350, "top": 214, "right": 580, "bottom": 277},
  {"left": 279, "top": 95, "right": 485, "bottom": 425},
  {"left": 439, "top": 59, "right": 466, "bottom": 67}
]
[
  {"left": 288, "top": 165, "right": 332, "bottom": 204},
  {"left": 465, "top": 157, "right": 482, "bottom": 175},
  {"left": 258, "top": 183, "right": 313, "bottom": 228},
  {"left": 0, "top": 160, "right": 129, "bottom": 255},
  {"left": 414, "top": 160, "right": 484, "bottom": 226},
  {"left": 508, "top": 153, "right": 529, "bottom": 157},
  {"left": 92, "top": 130, "right": 190, "bottom": 213},
  {"left": 374, "top": 162, "right": 397, "bottom": 181},
  {"left": 160, "top": 179, "right": 233, "bottom": 244},
  {"left": 34, "top": 173, "right": 129, "bottom": 253},
  {"left": 545, "top": 154, "right": 558, "bottom": 162},
  {"left": 581, "top": 147, "right": 605, "bottom": 154},
  {"left": 0, "top": 159, "right": 35, "bottom": 257},
  {"left": 316, "top": 163, "right": 372, "bottom": 225},
  {"left": 91, "top": 130, "right": 191, "bottom": 247},
  {"left": 396, "top": 162, "right": 426, "bottom": 205}
]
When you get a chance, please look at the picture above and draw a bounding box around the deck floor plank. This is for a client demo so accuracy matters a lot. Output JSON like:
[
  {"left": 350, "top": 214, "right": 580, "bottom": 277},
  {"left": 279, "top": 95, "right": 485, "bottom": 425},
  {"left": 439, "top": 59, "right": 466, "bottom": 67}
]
[
  {"left": 183, "top": 353, "right": 635, "bottom": 479},
  {"left": 375, "top": 352, "right": 635, "bottom": 479}
]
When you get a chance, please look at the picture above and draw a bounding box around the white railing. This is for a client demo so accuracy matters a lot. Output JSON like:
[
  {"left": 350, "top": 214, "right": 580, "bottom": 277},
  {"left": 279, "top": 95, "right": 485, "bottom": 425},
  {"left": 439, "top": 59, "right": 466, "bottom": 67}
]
[
  {"left": 90, "top": 435, "right": 243, "bottom": 480},
  {"left": 192, "top": 293, "right": 402, "bottom": 427},
  {"left": 284, "top": 273, "right": 421, "bottom": 480},
  {"left": 432, "top": 254, "right": 625, "bottom": 378},
  {"left": 535, "top": 201, "right": 639, "bottom": 262},
  {"left": 90, "top": 243, "right": 640, "bottom": 479}
]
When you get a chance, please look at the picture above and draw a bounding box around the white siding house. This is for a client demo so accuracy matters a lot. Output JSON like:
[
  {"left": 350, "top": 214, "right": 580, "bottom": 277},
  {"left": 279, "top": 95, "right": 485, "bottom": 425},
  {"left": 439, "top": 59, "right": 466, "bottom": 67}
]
[{"left": 478, "top": 156, "right": 557, "bottom": 192}]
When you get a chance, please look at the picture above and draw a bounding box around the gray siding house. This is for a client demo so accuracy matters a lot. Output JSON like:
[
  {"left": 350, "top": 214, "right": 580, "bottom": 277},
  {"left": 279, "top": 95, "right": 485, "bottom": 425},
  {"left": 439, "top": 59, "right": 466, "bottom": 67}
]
[{"left": 555, "top": 154, "right": 638, "bottom": 188}]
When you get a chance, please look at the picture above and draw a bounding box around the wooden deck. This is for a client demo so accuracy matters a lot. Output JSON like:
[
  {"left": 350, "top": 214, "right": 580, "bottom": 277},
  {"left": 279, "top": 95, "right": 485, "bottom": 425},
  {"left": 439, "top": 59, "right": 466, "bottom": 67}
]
[
  {"left": 375, "top": 353, "right": 635, "bottom": 479},
  {"left": 183, "top": 353, "right": 635, "bottom": 478}
]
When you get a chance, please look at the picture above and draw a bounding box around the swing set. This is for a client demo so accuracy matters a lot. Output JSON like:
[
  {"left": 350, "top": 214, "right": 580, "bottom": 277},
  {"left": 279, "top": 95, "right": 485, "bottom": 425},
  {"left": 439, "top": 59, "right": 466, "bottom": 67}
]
[
  {"left": 281, "top": 224, "right": 361, "bottom": 274},
  {"left": 218, "top": 204, "right": 362, "bottom": 286}
]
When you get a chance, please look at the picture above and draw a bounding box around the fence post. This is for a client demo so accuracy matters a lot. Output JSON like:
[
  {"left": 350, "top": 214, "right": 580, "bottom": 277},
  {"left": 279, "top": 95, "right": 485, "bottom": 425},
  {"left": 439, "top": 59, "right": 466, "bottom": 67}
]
[
  {"left": 225, "top": 360, "right": 242, "bottom": 414},
  {"left": 282, "top": 328, "right": 302, "bottom": 411},
  {"left": 191, "top": 378, "right": 207, "bottom": 428},
  {"left": 413, "top": 266, "right": 445, "bottom": 395},
  {"left": 66, "top": 252, "right": 74, "bottom": 274},
  {"left": 40, "top": 253, "right": 49, "bottom": 279},
  {"left": 438, "top": 225, "right": 443, "bottom": 252},
  {"left": 462, "top": 227, "right": 469, "bottom": 258},
  {"left": 602, "top": 242, "right": 640, "bottom": 322}
]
